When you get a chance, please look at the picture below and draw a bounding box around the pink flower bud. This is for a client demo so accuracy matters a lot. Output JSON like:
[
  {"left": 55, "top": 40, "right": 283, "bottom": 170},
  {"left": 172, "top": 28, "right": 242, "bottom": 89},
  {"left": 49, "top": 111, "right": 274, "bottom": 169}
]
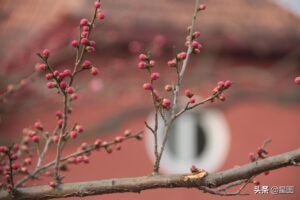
[
  {"left": 189, "top": 97, "right": 196, "bottom": 104},
  {"left": 53, "top": 70, "right": 60, "bottom": 76},
  {"left": 138, "top": 54, "right": 147, "bottom": 61},
  {"left": 71, "top": 93, "right": 78, "bottom": 100},
  {"left": 193, "top": 31, "right": 201, "bottom": 38},
  {"left": 70, "top": 131, "right": 78, "bottom": 139},
  {"left": 31, "top": 135, "right": 39, "bottom": 143},
  {"left": 90, "top": 67, "right": 99, "bottom": 75},
  {"left": 47, "top": 82, "right": 55, "bottom": 89},
  {"left": 224, "top": 80, "right": 232, "bottom": 88},
  {"left": 162, "top": 98, "right": 171, "bottom": 109},
  {"left": 94, "top": 139, "right": 102, "bottom": 148},
  {"left": 115, "top": 136, "right": 124, "bottom": 143},
  {"left": 75, "top": 156, "right": 83, "bottom": 164},
  {"left": 167, "top": 59, "right": 177, "bottom": 67},
  {"left": 34, "top": 121, "right": 43, "bottom": 131},
  {"left": 63, "top": 69, "right": 71, "bottom": 76},
  {"left": 164, "top": 84, "right": 173, "bottom": 92},
  {"left": 124, "top": 129, "right": 132, "bottom": 137},
  {"left": 81, "top": 31, "right": 88, "bottom": 38},
  {"left": 198, "top": 4, "right": 207, "bottom": 11},
  {"left": 143, "top": 82, "right": 152, "bottom": 90},
  {"left": 83, "top": 155, "right": 89, "bottom": 164},
  {"left": 75, "top": 125, "right": 84, "bottom": 133},
  {"left": 191, "top": 41, "right": 200, "bottom": 48},
  {"left": 82, "top": 60, "right": 92, "bottom": 69},
  {"left": 55, "top": 110, "right": 62, "bottom": 119},
  {"left": 52, "top": 135, "right": 59, "bottom": 143},
  {"left": 66, "top": 87, "right": 74, "bottom": 94},
  {"left": 294, "top": 76, "right": 300, "bottom": 85},
  {"left": 137, "top": 61, "right": 146, "bottom": 69},
  {"left": 0, "top": 146, "right": 8, "bottom": 153},
  {"left": 217, "top": 81, "right": 225, "bottom": 88},
  {"left": 95, "top": 1, "right": 101, "bottom": 8},
  {"left": 12, "top": 163, "right": 20, "bottom": 170},
  {"left": 82, "top": 26, "right": 89, "bottom": 32},
  {"left": 80, "top": 18, "right": 89, "bottom": 26},
  {"left": 59, "top": 81, "right": 67, "bottom": 89},
  {"left": 58, "top": 119, "right": 64, "bottom": 127},
  {"left": 193, "top": 48, "right": 201, "bottom": 55},
  {"left": 37, "top": 63, "right": 47, "bottom": 71},
  {"left": 80, "top": 38, "right": 90, "bottom": 45},
  {"left": 42, "top": 49, "right": 50, "bottom": 58},
  {"left": 150, "top": 72, "right": 160, "bottom": 80},
  {"left": 71, "top": 40, "right": 79, "bottom": 47},
  {"left": 89, "top": 40, "right": 96, "bottom": 47},
  {"left": 177, "top": 52, "right": 187, "bottom": 60},
  {"left": 45, "top": 73, "right": 53, "bottom": 80},
  {"left": 97, "top": 12, "right": 105, "bottom": 20},
  {"left": 86, "top": 46, "right": 95, "bottom": 53},
  {"left": 149, "top": 60, "right": 155, "bottom": 66},
  {"left": 184, "top": 89, "right": 194, "bottom": 98},
  {"left": 218, "top": 94, "right": 226, "bottom": 101}
]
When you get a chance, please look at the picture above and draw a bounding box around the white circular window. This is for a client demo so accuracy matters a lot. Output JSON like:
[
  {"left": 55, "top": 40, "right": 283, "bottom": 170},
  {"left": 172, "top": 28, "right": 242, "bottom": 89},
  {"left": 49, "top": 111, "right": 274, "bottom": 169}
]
[{"left": 145, "top": 106, "right": 231, "bottom": 174}]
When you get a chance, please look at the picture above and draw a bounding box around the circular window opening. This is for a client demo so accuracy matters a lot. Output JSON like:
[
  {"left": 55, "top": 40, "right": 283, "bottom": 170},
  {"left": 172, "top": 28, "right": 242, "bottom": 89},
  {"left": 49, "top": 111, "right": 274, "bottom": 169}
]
[{"left": 145, "top": 107, "right": 231, "bottom": 174}]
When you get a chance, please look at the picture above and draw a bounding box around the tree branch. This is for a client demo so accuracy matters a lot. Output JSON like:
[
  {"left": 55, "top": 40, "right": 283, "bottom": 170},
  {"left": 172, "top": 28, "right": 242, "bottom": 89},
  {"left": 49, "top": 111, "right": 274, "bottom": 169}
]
[{"left": 1, "top": 147, "right": 299, "bottom": 200}]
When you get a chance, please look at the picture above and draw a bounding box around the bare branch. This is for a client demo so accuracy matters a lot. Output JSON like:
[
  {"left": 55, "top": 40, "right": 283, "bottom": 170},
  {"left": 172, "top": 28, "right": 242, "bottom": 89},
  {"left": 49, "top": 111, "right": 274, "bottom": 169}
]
[{"left": 1, "top": 147, "right": 299, "bottom": 200}]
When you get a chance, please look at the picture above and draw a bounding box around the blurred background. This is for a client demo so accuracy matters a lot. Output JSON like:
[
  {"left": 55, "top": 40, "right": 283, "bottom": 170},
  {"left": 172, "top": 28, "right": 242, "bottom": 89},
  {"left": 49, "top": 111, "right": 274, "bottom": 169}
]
[{"left": 0, "top": 0, "right": 300, "bottom": 199}]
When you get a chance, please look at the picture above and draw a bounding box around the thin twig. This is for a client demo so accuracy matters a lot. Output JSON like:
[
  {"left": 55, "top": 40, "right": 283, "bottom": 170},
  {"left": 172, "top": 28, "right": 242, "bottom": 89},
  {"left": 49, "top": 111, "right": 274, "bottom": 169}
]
[{"left": 14, "top": 131, "right": 143, "bottom": 188}]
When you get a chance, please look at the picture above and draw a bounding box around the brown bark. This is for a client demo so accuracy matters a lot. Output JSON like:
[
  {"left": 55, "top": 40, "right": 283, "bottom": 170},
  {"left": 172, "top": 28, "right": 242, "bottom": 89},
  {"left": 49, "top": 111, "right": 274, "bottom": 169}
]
[{"left": 1, "top": 147, "right": 299, "bottom": 200}]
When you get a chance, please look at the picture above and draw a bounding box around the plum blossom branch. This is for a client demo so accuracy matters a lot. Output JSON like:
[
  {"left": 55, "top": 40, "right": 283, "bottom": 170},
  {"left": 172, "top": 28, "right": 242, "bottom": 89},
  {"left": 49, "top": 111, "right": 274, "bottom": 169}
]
[
  {"left": 14, "top": 130, "right": 143, "bottom": 188},
  {"left": 0, "top": 147, "right": 299, "bottom": 199}
]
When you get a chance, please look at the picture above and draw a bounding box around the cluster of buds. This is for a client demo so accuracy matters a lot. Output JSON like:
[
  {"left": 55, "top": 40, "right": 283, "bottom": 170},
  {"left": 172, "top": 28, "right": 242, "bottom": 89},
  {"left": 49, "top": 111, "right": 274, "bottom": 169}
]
[
  {"left": 0, "top": 144, "right": 32, "bottom": 191},
  {"left": 137, "top": 54, "right": 172, "bottom": 110},
  {"left": 66, "top": 129, "right": 143, "bottom": 166},
  {"left": 95, "top": 1, "right": 105, "bottom": 20},
  {"left": 212, "top": 80, "right": 232, "bottom": 102},
  {"left": 68, "top": 124, "right": 84, "bottom": 139},
  {"left": 137, "top": 53, "right": 156, "bottom": 70},
  {"left": 248, "top": 145, "right": 269, "bottom": 162},
  {"left": 184, "top": 89, "right": 196, "bottom": 104},
  {"left": 248, "top": 145, "right": 270, "bottom": 186},
  {"left": 167, "top": 51, "right": 187, "bottom": 68},
  {"left": 185, "top": 31, "right": 202, "bottom": 54}
]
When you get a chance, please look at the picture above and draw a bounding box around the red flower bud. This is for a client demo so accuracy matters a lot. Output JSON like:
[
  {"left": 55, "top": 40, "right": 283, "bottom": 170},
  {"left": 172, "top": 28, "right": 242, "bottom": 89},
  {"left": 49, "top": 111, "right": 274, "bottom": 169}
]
[
  {"left": 80, "top": 18, "right": 89, "bottom": 26},
  {"left": 90, "top": 67, "right": 99, "bottom": 75},
  {"left": 82, "top": 60, "right": 92, "bottom": 69},
  {"left": 71, "top": 40, "right": 79, "bottom": 47},
  {"left": 52, "top": 135, "right": 59, "bottom": 143},
  {"left": 138, "top": 54, "right": 147, "bottom": 61},
  {"left": 66, "top": 87, "right": 74, "bottom": 94},
  {"left": 94, "top": 1, "right": 101, "bottom": 8},
  {"left": 143, "top": 83, "right": 152, "bottom": 90},
  {"left": 59, "top": 81, "right": 67, "bottom": 89},
  {"left": 162, "top": 98, "right": 171, "bottom": 109},
  {"left": 177, "top": 52, "right": 187, "bottom": 60},
  {"left": 97, "top": 12, "right": 105, "bottom": 20},
  {"left": 42, "top": 49, "right": 50, "bottom": 58},
  {"left": 150, "top": 72, "right": 160, "bottom": 80},
  {"left": 80, "top": 38, "right": 90, "bottom": 45},
  {"left": 184, "top": 89, "right": 194, "bottom": 98},
  {"left": 70, "top": 131, "right": 78, "bottom": 139}
]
